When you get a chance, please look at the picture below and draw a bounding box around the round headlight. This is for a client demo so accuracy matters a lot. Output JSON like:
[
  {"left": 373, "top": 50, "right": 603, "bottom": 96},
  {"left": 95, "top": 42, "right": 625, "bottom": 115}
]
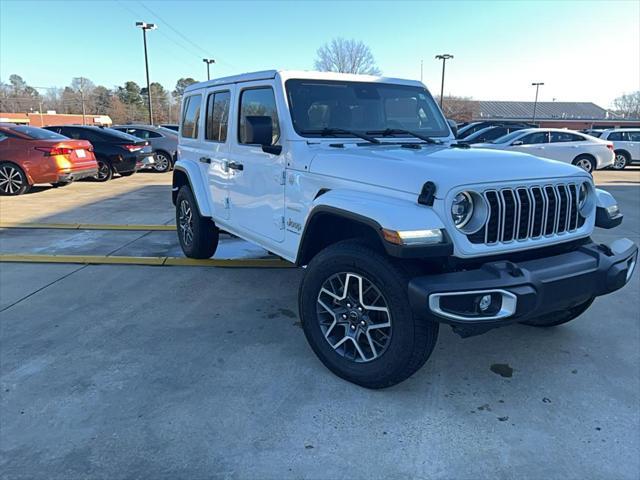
[
  {"left": 451, "top": 192, "right": 474, "bottom": 228},
  {"left": 578, "top": 182, "right": 589, "bottom": 213}
]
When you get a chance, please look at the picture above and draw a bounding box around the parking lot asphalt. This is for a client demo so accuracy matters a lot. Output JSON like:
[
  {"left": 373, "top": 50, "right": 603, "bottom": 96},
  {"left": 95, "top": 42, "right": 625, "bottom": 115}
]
[{"left": 1, "top": 168, "right": 639, "bottom": 479}]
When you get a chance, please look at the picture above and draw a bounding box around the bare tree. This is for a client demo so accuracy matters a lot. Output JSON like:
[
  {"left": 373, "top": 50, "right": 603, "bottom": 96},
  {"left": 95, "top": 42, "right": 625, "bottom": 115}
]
[
  {"left": 612, "top": 91, "right": 640, "bottom": 119},
  {"left": 435, "top": 95, "right": 479, "bottom": 123},
  {"left": 314, "top": 38, "right": 381, "bottom": 75}
]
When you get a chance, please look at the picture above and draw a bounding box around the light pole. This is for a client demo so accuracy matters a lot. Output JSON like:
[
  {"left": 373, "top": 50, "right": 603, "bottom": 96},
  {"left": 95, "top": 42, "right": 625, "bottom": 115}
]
[
  {"left": 531, "top": 82, "right": 544, "bottom": 124},
  {"left": 435, "top": 54, "right": 453, "bottom": 109},
  {"left": 420, "top": 59, "right": 423, "bottom": 83},
  {"left": 136, "top": 21, "right": 157, "bottom": 125},
  {"left": 203, "top": 58, "right": 215, "bottom": 81}
]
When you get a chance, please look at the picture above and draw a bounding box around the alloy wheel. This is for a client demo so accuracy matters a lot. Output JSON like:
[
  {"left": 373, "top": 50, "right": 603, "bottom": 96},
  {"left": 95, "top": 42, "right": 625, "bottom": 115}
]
[
  {"left": 575, "top": 158, "right": 593, "bottom": 173},
  {"left": 316, "top": 272, "right": 392, "bottom": 363},
  {"left": 153, "top": 153, "right": 170, "bottom": 172},
  {"left": 0, "top": 165, "right": 23, "bottom": 194},
  {"left": 96, "top": 162, "right": 110, "bottom": 180},
  {"left": 613, "top": 154, "right": 627, "bottom": 170},
  {"left": 178, "top": 199, "right": 194, "bottom": 246}
]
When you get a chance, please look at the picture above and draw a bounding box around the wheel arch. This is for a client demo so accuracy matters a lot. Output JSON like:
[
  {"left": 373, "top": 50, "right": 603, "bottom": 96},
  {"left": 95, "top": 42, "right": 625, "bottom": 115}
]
[
  {"left": 614, "top": 149, "right": 631, "bottom": 159},
  {"left": 172, "top": 163, "right": 212, "bottom": 217},
  {"left": 572, "top": 152, "right": 596, "bottom": 163},
  {"left": 0, "top": 160, "right": 33, "bottom": 185}
]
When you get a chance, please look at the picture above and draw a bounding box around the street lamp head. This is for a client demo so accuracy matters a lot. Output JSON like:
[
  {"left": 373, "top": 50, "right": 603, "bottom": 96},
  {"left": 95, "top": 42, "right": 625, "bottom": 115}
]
[
  {"left": 531, "top": 82, "right": 544, "bottom": 86},
  {"left": 435, "top": 54, "right": 454, "bottom": 60},
  {"left": 203, "top": 58, "right": 216, "bottom": 64},
  {"left": 136, "top": 21, "right": 157, "bottom": 30}
]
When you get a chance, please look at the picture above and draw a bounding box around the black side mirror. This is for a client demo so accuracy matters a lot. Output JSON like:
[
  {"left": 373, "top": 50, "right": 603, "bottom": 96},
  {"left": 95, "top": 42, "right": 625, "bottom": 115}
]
[
  {"left": 447, "top": 119, "right": 458, "bottom": 137},
  {"left": 245, "top": 115, "right": 281, "bottom": 155}
]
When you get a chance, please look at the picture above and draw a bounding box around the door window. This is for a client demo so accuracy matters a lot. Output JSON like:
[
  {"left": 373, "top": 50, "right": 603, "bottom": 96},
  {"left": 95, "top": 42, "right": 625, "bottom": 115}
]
[
  {"left": 628, "top": 132, "right": 640, "bottom": 141},
  {"left": 519, "top": 132, "right": 549, "bottom": 145},
  {"left": 238, "top": 88, "right": 280, "bottom": 144},
  {"left": 205, "top": 91, "right": 231, "bottom": 142},
  {"left": 181, "top": 94, "right": 202, "bottom": 139},
  {"left": 550, "top": 132, "right": 585, "bottom": 143},
  {"left": 607, "top": 131, "right": 629, "bottom": 141}
]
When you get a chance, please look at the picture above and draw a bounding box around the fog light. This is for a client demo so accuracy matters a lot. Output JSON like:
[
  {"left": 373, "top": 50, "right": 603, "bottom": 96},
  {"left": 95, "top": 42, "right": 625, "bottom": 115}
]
[
  {"left": 606, "top": 204, "right": 620, "bottom": 218},
  {"left": 478, "top": 294, "right": 492, "bottom": 312}
]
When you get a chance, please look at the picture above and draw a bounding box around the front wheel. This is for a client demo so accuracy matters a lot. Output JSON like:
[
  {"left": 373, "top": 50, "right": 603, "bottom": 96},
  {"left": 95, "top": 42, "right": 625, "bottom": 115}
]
[
  {"left": 175, "top": 185, "right": 219, "bottom": 259},
  {"left": 298, "top": 240, "right": 439, "bottom": 389},
  {"left": 0, "top": 162, "right": 30, "bottom": 196},
  {"left": 521, "top": 297, "right": 595, "bottom": 327}
]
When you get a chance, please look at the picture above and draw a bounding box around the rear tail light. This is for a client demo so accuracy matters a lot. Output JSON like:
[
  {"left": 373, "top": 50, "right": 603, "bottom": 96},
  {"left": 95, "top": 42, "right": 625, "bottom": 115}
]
[
  {"left": 35, "top": 146, "right": 73, "bottom": 156},
  {"left": 606, "top": 144, "right": 614, "bottom": 151},
  {"left": 122, "top": 144, "right": 143, "bottom": 152}
]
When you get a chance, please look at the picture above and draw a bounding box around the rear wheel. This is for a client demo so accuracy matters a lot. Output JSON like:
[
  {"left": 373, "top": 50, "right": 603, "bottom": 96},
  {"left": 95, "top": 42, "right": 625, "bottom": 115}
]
[
  {"left": 176, "top": 185, "right": 219, "bottom": 259},
  {"left": 94, "top": 160, "right": 113, "bottom": 182},
  {"left": 153, "top": 152, "right": 172, "bottom": 173},
  {"left": 299, "top": 240, "right": 439, "bottom": 389},
  {"left": 521, "top": 297, "right": 595, "bottom": 327},
  {"left": 572, "top": 155, "right": 596, "bottom": 173},
  {"left": 0, "top": 162, "right": 30, "bottom": 196},
  {"left": 612, "top": 151, "right": 629, "bottom": 170}
]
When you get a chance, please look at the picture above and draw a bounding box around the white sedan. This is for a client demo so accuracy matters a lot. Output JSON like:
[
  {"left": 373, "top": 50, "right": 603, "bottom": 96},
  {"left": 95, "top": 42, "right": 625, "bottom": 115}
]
[{"left": 473, "top": 128, "right": 615, "bottom": 173}]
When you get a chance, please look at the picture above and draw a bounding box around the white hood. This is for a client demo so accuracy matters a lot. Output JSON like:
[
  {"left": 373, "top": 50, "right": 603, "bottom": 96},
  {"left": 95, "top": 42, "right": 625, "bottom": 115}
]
[{"left": 308, "top": 144, "right": 589, "bottom": 196}]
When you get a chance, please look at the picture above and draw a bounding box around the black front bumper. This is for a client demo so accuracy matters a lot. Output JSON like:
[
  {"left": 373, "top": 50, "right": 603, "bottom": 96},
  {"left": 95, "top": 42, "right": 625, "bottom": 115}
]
[{"left": 408, "top": 238, "right": 637, "bottom": 328}]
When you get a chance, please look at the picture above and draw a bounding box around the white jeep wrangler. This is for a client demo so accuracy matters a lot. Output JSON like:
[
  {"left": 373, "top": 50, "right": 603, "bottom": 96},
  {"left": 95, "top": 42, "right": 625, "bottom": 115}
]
[{"left": 172, "top": 70, "right": 637, "bottom": 389}]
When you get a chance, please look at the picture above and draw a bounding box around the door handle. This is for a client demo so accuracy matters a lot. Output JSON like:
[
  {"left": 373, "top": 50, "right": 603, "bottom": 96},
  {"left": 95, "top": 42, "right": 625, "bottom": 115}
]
[
  {"left": 227, "top": 161, "right": 244, "bottom": 171},
  {"left": 199, "top": 157, "right": 211, "bottom": 164}
]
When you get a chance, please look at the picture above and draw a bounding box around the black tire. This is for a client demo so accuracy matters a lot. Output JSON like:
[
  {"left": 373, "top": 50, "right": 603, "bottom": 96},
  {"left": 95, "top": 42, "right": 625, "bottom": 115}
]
[
  {"left": 612, "top": 151, "right": 630, "bottom": 170},
  {"left": 175, "top": 185, "right": 219, "bottom": 259},
  {"left": 572, "top": 155, "right": 596, "bottom": 174},
  {"left": 94, "top": 160, "right": 113, "bottom": 182},
  {"left": 153, "top": 151, "right": 173, "bottom": 173},
  {"left": 0, "top": 162, "right": 30, "bottom": 196},
  {"left": 119, "top": 171, "right": 136, "bottom": 177},
  {"left": 521, "top": 297, "right": 595, "bottom": 327},
  {"left": 299, "top": 240, "right": 439, "bottom": 389}
]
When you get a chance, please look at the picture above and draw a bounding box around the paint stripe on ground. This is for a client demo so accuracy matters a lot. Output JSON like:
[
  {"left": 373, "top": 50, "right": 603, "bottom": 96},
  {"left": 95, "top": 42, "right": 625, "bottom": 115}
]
[
  {"left": 0, "top": 223, "right": 176, "bottom": 231},
  {"left": 0, "top": 253, "right": 294, "bottom": 268}
]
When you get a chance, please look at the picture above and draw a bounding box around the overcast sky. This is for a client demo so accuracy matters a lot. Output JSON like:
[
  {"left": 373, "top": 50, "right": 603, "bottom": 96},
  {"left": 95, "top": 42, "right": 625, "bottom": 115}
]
[{"left": 1, "top": 0, "right": 638, "bottom": 107}]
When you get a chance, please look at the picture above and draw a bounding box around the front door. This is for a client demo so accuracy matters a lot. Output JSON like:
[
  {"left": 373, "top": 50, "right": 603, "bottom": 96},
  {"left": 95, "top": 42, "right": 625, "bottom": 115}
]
[{"left": 228, "top": 84, "right": 285, "bottom": 242}]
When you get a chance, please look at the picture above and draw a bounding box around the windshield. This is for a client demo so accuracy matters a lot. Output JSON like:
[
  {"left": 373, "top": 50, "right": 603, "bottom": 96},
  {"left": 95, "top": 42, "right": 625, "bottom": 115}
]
[
  {"left": 8, "top": 125, "right": 67, "bottom": 140},
  {"left": 491, "top": 130, "right": 526, "bottom": 144},
  {"left": 286, "top": 79, "right": 450, "bottom": 138}
]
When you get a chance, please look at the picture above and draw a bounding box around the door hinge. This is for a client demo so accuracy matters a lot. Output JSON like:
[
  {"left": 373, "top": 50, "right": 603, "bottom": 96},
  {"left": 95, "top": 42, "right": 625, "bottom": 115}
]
[
  {"left": 278, "top": 215, "right": 285, "bottom": 230},
  {"left": 277, "top": 170, "right": 286, "bottom": 185},
  {"left": 224, "top": 197, "right": 230, "bottom": 209}
]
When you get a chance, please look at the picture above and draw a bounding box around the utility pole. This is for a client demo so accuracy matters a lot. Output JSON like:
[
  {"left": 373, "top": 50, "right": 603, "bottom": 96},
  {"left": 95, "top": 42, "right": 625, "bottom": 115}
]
[
  {"left": 136, "top": 21, "right": 157, "bottom": 125},
  {"left": 435, "top": 54, "right": 453, "bottom": 109},
  {"left": 531, "top": 82, "right": 544, "bottom": 124},
  {"left": 79, "top": 77, "right": 86, "bottom": 125},
  {"left": 420, "top": 59, "right": 423, "bottom": 83},
  {"left": 203, "top": 58, "right": 216, "bottom": 81}
]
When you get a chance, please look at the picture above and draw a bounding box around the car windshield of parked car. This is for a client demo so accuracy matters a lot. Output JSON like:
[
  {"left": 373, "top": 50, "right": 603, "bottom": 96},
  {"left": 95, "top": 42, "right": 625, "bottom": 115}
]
[
  {"left": 491, "top": 130, "right": 526, "bottom": 144},
  {"left": 8, "top": 126, "right": 68, "bottom": 140},
  {"left": 286, "top": 79, "right": 450, "bottom": 138}
]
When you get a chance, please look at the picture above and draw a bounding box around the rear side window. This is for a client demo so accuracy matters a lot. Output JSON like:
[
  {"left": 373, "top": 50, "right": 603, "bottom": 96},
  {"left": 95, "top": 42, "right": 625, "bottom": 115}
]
[
  {"left": 550, "top": 132, "right": 585, "bottom": 143},
  {"left": 238, "top": 88, "right": 280, "bottom": 144},
  {"left": 205, "top": 91, "right": 231, "bottom": 142},
  {"left": 181, "top": 94, "right": 202, "bottom": 139},
  {"left": 629, "top": 132, "right": 640, "bottom": 141},
  {"left": 520, "top": 132, "right": 549, "bottom": 145},
  {"left": 607, "top": 131, "right": 629, "bottom": 141}
]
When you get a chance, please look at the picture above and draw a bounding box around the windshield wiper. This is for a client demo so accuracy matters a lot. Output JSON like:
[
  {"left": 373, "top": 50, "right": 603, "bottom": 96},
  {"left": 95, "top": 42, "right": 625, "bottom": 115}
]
[
  {"left": 366, "top": 128, "right": 441, "bottom": 144},
  {"left": 300, "top": 128, "right": 381, "bottom": 144}
]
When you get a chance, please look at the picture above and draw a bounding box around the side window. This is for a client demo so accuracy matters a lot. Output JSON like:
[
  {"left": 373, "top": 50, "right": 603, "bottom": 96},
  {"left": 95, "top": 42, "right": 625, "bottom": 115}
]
[
  {"left": 63, "top": 129, "right": 82, "bottom": 140},
  {"left": 607, "top": 132, "right": 625, "bottom": 141},
  {"left": 550, "top": 132, "right": 585, "bottom": 143},
  {"left": 147, "top": 130, "right": 162, "bottom": 138},
  {"left": 205, "top": 91, "right": 231, "bottom": 142},
  {"left": 520, "top": 132, "right": 549, "bottom": 145},
  {"left": 181, "top": 94, "right": 202, "bottom": 139},
  {"left": 628, "top": 132, "right": 640, "bottom": 142},
  {"left": 238, "top": 87, "right": 280, "bottom": 145},
  {"left": 0, "top": 132, "right": 7, "bottom": 142}
]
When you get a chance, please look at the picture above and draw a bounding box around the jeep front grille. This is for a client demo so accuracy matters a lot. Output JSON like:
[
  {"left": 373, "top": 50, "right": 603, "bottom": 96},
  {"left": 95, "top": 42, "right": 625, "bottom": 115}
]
[{"left": 467, "top": 183, "right": 586, "bottom": 245}]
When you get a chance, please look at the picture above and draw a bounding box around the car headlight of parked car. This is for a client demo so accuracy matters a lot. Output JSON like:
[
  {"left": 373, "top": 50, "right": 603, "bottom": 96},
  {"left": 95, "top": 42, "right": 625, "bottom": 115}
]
[{"left": 451, "top": 192, "right": 474, "bottom": 228}]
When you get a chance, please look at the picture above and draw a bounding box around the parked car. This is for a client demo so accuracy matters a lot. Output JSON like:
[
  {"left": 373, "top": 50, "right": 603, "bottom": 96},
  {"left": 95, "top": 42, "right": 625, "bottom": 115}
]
[
  {"left": 112, "top": 124, "right": 178, "bottom": 172},
  {"left": 159, "top": 123, "right": 179, "bottom": 132},
  {"left": 0, "top": 124, "right": 97, "bottom": 195},
  {"left": 473, "top": 128, "right": 615, "bottom": 173},
  {"left": 172, "top": 70, "right": 636, "bottom": 389},
  {"left": 43, "top": 126, "right": 154, "bottom": 181},
  {"left": 581, "top": 128, "right": 605, "bottom": 138},
  {"left": 457, "top": 121, "right": 534, "bottom": 139},
  {"left": 459, "top": 124, "right": 528, "bottom": 144},
  {"left": 597, "top": 129, "right": 640, "bottom": 170}
]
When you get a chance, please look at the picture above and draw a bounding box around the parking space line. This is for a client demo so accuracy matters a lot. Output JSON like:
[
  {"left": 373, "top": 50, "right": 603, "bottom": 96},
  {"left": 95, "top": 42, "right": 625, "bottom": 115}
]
[
  {"left": 0, "top": 223, "right": 176, "bottom": 231},
  {"left": 0, "top": 254, "right": 294, "bottom": 268}
]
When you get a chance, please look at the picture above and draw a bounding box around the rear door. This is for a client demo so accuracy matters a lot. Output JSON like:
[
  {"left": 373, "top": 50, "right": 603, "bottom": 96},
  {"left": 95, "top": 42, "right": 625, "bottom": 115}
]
[
  {"left": 548, "top": 131, "right": 586, "bottom": 162},
  {"left": 628, "top": 131, "right": 640, "bottom": 160},
  {"left": 227, "top": 83, "right": 285, "bottom": 242},
  {"left": 510, "top": 131, "right": 551, "bottom": 158}
]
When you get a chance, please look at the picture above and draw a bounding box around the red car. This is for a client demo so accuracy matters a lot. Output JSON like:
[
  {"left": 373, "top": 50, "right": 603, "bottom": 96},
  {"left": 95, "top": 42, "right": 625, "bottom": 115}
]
[{"left": 0, "top": 124, "right": 98, "bottom": 195}]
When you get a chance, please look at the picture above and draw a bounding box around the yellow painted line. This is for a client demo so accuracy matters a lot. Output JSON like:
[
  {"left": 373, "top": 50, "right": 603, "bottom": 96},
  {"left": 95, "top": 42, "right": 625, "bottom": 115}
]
[
  {"left": 0, "top": 254, "right": 294, "bottom": 268},
  {"left": 0, "top": 222, "right": 176, "bottom": 231}
]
